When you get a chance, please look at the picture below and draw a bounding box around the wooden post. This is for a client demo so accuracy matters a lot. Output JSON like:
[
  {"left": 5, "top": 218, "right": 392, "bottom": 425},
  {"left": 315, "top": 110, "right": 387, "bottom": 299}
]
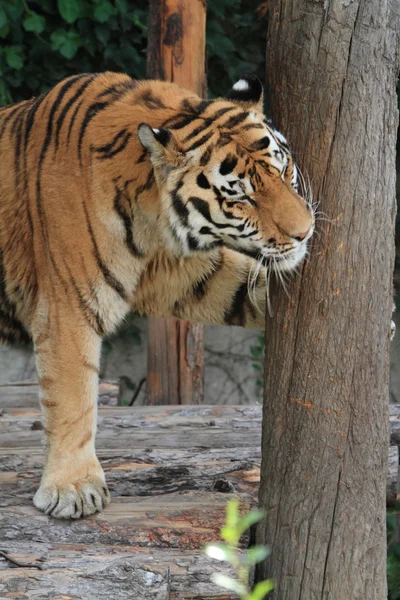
[
  {"left": 256, "top": 1, "right": 400, "bottom": 598},
  {"left": 145, "top": 0, "right": 206, "bottom": 405}
]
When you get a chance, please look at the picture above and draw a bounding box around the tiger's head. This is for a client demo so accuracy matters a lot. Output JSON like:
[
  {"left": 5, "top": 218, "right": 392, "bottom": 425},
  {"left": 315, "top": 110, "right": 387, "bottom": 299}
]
[{"left": 138, "top": 74, "right": 314, "bottom": 273}]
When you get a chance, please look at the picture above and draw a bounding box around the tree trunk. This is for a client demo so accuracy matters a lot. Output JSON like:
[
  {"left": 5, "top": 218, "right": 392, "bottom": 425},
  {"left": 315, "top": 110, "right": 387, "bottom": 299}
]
[
  {"left": 257, "top": 1, "right": 400, "bottom": 598},
  {"left": 145, "top": 0, "right": 206, "bottom": 405}
]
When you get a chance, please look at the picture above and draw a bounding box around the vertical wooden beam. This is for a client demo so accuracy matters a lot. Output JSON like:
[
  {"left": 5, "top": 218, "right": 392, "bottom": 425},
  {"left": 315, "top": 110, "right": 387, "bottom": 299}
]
[{"left": 145, "top": 0, "right": 206, "bottom": 405}]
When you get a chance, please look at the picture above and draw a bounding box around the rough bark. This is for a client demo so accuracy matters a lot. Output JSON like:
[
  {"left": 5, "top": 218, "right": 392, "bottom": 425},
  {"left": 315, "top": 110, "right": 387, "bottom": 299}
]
[
  {"left": 257, "top": 1, "right": 400, "bottom": 598},
  {"left": 145, "top": 0, "right": 206, "bottom": 405}
]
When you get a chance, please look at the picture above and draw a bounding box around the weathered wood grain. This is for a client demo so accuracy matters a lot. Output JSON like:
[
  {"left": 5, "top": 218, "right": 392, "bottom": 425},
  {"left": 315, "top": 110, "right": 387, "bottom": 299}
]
[
  {"left": 146, "top": 0, "right": 206, "bottom": 406},
  {"left": 0, "top": 403, "right": 262, "bottom": 599},
  {"left": 0, "top": 405, "right": 263, "bottom": 449},
  {"left": 0, "top": 379, "right": 119, "bottom": 409},
  {"left": 0, "top": 543, "right": 234, "bottom": 600},
  {"left": 0, "top": 401, "right": 397, "bottom": 598}
]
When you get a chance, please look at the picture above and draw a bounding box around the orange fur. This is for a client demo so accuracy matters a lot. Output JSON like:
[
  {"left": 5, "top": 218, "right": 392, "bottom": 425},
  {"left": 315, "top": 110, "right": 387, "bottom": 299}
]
[{"left": 0, "top": 72, "right": 313, "bottom": 518}]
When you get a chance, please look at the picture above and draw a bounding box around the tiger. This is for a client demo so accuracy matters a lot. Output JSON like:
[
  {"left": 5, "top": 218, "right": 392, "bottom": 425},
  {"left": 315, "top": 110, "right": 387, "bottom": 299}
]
[{"left": 0, "top": 72, "right": 314, "bottom": 519}]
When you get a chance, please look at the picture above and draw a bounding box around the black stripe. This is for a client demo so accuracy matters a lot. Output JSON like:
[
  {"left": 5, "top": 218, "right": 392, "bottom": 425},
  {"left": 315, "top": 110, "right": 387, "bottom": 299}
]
[
  {"left": 223, "top": 112, "right": 249, "bottom": 130},
  {"left": 13, "top": 109, "right": 25, "bottom": 189},
  {"left": 23, "top": 93, "right": 47, "bottom": 154},
  {"left": 67, "top": 98, "right": 83, "bottom": 146},
  {"left": 239, "top": 123, "right": 265, "bottom": 131},
  {"left": 55, "top": 75, "right": 95, "bottom": 152},
  {"left": 190, "top": 197, "right": 231, "bottom": 230},
  {"left": 193, "top": 99, "right": 213, "bottom": 114},
  {"left": 199, "top": 146, "right": 213, "bottom": 166},
  {"left": 216, "top": 133, "right": 232, "bottom": 148},
  {"left": 224, "top": 282, "right": 248, "bottom": 326},
  {"left": 162, "top": 114, "right": 194, "bottom": 130},
  {"left": 114, "top": 186, "right": 144, "bottom": 257},
  {"left": 0, "top": 102, "right": 29, "bottom": 142},
  {"left": 134, "top": 169, "right": 155, "bottom": 202},
  {"left": 183, "top": 119, "right": 213, "bottom": 143},
  {"left": 81, "top": 199, "right": 128, "bottom": 302},
  {"left": 0, "top": 327, "right": 31, "bottom": 345},
  {"left": 97, "top": 78, "right": 136, "bottom": 99},
  {"left": 0, "top": 307, "right": 31, "bottom": 345},
  {"left": 64, "top": 262, "right": 105, "bottom": 336},
  {"left": 249, "top": 136, "right": 270, "bottom": 152},
  {"left": 192, "top": 253, "right": 223, "bottom": 301},
  {"left": 93, "top": 129, "right": 132, "bottom": 159},
  {"left": 36, "top": 75, "right": 85, "bottom": 241},
  {"left": 212, "top": 106, "right": 236, "bottom": 121},
  {"left": 138, "top": 90, "right": 166, "bottom": 110},
  {"left": 219, "top": 154, "right": 238, "bottom": 175},
  {"left": 78, "top": 100, "right": 110, "bottom": 166},
  {"left": 236, "top": 229, "right": 258, "bottom": 239},
  {"left": 172, "top": 182, "right": 189, "bottom": 226},
  {"left": 136, "top": 151, "right": 147, "bottom": 164},
  {"left": 197, "top": 172, "right": 211, "bottom": 189},
  {"left": 185, "top": 130, "right": 214, "bottom": 151},
  {"left": 187, "top": 233, "right": 199, "bottom": 251}
]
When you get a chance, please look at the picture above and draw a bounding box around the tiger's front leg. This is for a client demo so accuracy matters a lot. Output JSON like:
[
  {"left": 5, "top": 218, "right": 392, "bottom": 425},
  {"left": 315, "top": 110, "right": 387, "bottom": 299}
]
[{"left": 32, "top": 301, "right": 110, "bottom": 519}]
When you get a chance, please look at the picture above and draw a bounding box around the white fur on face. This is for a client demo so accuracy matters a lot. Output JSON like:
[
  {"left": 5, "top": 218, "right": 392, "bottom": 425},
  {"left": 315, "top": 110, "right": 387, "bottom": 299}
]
[{"left": 273, "top": 129, "right": 288, "bottom": 146}]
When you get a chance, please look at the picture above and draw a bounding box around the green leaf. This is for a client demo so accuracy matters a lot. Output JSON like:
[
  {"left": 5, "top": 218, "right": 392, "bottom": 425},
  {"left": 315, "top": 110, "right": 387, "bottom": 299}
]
[
  {"left": 237, "top": 509, "right": 265, "bottom": 535},
  {"left": 93, "top": 0, "right": 117, "bottom": 23},
  {"left": 0, "top": 7, "right": 8, "bottom": 29},
  {"left": 51, "top": 30, "right": 81, "bottom": 59},
  {"left": 5, "top": 45, "right": 25, "bottom": 70},
  {"left": 0, "top": 22, "right": 9, "bottom": 38},
  {"left": 95, "top": 23, "right": 111, "bottom": 45},
  {"left": 226, "top": 498, "right": 239, "bottom": 529},
  {"left": 57, "top": 0, "right": 82, "bottom": 24},
  {"left": 204, "top": 543, "right": 235, "bottom": 562},
  {"left": 4, "top": 0, "right": 24, "bottom": 21},
  {"left": 250, "top": 579, "right": 274, "bottom": 600},
  {"left": 211, "top": 573, "right": 247, "bottom": 595},
  {"left": 23, "top": 13, "right": 46, "bottom": 34},
  {"left": 250, "top": 345, "right": 262, "bottom": 357},
  {"left": 243, "top": 545, "right": 270, "bottom": 566}
]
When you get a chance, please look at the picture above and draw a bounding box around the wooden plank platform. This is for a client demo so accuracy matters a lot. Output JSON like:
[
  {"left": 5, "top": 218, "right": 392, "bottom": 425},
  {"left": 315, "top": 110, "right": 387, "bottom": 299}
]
[
  {"left": 0, "top": 383, "right": 262, "bottom": 600},
  {"left": 0, "top": 383, "right": 398, "bottom": 599}
]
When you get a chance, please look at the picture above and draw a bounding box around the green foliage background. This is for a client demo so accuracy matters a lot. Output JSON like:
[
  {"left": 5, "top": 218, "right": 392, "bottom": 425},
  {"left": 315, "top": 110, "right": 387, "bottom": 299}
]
[
  {"left": 0, "top": 0, "right": 266, "bottom": 106},
  {"left": 0, "top": 1, "right": 398, "bottom": 596}
]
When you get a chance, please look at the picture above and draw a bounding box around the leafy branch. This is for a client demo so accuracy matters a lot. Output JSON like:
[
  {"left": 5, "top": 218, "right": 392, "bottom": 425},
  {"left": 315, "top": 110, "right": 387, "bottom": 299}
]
[{"left": 205, "top": 499, "right": 273, "bottom": 600}]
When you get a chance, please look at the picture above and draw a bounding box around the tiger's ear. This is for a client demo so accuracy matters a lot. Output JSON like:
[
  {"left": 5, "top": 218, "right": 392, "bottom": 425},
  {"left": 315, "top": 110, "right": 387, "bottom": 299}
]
[
  {"left": 227, "top": 73, "right": 264, "bottom": 112},
  {"left": 137, "top": 123, "right": 182, "bottom": 167}
]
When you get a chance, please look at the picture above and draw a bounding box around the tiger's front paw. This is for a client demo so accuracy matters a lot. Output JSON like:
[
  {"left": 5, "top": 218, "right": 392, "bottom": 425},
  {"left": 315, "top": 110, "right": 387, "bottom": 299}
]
[{"left": 33, "top": 474, "right": 111, "bottom": 519}]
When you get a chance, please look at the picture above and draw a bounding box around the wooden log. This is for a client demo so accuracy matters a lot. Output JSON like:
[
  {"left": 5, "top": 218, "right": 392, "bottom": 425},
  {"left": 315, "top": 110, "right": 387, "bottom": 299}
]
[
  {"left": 0, "top": 543, "right": 235, "bottom": 599},
  {"left": 0, "top": 405, "right": 262, "bottom": 449},
  {"left": 0, "top": 399, "right": 398, "bottom": 598},
  {"left": 147, "top": 0, "right": 206, "bottom": 96},
  {"left": 145, "top": 0, "right": 206, "bottom": 405},
  {"left": 0, "top": 402, "right": 258, "bottom": 599},
  {"left": 0, "top": 379, "right": 120, "bottom": 409},
  {"left": 0, "top": 405, "right": 396, "bottom": 504}
]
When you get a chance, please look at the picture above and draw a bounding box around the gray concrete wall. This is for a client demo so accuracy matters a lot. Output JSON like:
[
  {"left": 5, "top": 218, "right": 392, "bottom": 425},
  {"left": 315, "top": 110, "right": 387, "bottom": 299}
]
[{"left": 1, "top": 313, "right": 398, "bottom": 406}]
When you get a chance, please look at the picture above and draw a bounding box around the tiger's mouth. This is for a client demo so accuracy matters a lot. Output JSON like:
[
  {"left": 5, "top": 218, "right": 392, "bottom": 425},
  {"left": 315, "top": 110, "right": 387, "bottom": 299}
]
[{"left": 263, "top": 244, "right": 308, "bottom": 272}]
